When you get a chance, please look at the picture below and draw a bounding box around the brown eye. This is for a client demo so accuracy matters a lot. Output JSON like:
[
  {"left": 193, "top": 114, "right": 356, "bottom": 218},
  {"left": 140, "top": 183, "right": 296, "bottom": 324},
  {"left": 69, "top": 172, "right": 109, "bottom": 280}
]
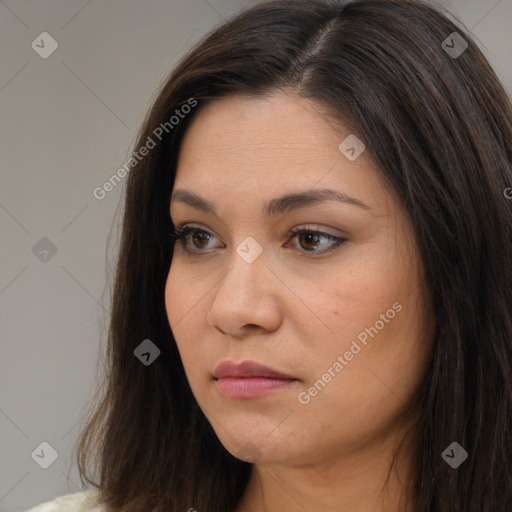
[
  {"left": 170, "top": 225, "right": 220, "bottom": 254},
  {"left": 288, "top": 228, "right": 347, "bottom": 255},
  {"left": 171, "top": 225, "right": 346, "bottom": 256},
  {"left": 298, "top": 231, "right": 322, "bottom": 251},
  {"left": 191, "top": 230, "right": 212, "bottom": 249}
]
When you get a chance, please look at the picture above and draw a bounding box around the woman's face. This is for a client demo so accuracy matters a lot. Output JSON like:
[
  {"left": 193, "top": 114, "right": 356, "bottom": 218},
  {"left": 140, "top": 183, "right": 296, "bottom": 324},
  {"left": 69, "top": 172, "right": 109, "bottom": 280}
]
[{"left": 165, "top": 91, "right": 434, "bottom": 466}]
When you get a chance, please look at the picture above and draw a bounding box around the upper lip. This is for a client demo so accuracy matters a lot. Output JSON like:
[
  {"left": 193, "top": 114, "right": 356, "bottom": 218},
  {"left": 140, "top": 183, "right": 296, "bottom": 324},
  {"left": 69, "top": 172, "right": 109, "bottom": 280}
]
[{"left": 213, "top": 360, "right": 296, "bottom": 380}]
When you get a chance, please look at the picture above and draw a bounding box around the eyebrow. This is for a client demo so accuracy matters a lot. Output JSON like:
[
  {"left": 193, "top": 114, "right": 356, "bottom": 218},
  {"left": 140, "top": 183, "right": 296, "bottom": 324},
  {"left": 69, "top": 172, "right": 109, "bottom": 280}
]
[{"left": 170, "top": 188, "right": 371, "bottom": 217}]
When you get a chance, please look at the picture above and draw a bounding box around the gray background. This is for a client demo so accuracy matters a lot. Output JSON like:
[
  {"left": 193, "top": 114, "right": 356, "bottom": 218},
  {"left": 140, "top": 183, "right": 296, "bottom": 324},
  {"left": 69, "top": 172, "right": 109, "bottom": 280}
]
[{"left": 0, "top": 1, "right": 510, "bottom": 510}]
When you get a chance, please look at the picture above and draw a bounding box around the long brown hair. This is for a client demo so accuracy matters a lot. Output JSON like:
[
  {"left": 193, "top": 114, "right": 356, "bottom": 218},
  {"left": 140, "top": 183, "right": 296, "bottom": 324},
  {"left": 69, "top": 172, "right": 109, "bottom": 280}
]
[{"left": 74, "top": 0, "right": 512, "bottom": 510}]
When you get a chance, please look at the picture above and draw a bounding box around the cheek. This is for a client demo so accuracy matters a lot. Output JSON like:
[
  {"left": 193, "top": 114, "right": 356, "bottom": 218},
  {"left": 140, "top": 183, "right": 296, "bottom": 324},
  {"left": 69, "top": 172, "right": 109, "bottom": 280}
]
[
  {"left": 165, "top": 266, "right": 209, "bottom": 397},
  {"left": 164, "top": 265, "right": 181, "bottom": 327},
  {"left": 165, "top": 260, "right": 201, "bottom": 328},
  {"left": 313, "top": 256, "right": 406, "bottom": 345},
  {"left": 164, "top": 263, "right": 198, "bottom": 358},
  {"left": 311, "top": 272, "right": 430, "bottom": 411},
  {"left": 305, "top": 243, "right": 429, "bottom": 393},
  {"left": 333, "top": 236, "right": 422, "bottom": 337},
  {"left": 164, "top": 259, "right": 217, "bottom": 362}
]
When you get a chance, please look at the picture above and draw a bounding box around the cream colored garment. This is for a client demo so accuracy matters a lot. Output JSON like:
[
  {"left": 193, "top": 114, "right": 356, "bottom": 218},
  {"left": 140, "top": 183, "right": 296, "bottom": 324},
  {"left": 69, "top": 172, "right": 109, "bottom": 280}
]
[{"left": 25, "top": 489, "right": 103, "bottom": 512}]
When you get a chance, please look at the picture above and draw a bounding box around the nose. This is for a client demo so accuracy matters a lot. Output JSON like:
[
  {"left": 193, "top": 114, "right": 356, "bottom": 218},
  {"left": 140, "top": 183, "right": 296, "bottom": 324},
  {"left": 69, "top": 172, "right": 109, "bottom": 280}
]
[{"left": 206, "top": 248, "right": 283, "bottom": 337}]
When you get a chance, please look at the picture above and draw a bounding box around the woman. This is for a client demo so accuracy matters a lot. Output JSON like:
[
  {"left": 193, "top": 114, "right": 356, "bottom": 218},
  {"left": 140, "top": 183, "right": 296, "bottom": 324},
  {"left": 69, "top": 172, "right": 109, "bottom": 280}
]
[{"left": 27, "top": 0, "right": 512, "bottom": 510}]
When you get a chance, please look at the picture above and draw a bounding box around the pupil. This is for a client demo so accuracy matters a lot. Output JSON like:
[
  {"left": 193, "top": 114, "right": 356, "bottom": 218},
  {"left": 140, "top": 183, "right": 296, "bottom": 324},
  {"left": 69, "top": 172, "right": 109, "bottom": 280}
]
[
  {"left": 301, "top": 232, "right": 319, "bottom": 250},
  {"left": 193, "top": 231, "right": 209, "bottom": 248}
]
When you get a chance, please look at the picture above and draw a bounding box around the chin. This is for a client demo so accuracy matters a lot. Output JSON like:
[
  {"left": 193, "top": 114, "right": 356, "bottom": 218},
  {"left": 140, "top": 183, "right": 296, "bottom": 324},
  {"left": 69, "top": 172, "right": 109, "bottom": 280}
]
[{"left": 216, "top": 428, "right": 304, "bottom": 465}]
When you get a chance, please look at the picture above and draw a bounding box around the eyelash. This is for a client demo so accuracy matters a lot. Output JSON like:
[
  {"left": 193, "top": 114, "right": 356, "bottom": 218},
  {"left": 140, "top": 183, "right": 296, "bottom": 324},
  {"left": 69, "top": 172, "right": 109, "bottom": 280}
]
[{"left": 169, "top": 224, "right": 347, "bottom": 256}]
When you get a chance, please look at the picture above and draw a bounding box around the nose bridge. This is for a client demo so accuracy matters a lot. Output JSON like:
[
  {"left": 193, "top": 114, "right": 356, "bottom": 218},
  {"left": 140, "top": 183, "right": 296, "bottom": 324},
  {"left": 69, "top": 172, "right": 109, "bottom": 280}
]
[
  {"left": 206, "top": 237, "right": 282, "bottom": 333},
  {"left": 220, "top": 238, "right": 270, "bottom": 300}
]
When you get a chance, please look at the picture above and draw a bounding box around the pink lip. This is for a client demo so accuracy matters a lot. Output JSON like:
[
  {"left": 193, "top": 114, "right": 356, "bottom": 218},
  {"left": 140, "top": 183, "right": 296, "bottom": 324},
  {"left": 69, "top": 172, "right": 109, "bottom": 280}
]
[
  {"left": 213, "top": 360, "right": 295, "bottom": 379},
  {"left": 215, "top": 377, "right": 296, "bottom": 398},
  {"left": 213, "top": 360, "right": 298, "bottom": 398}
]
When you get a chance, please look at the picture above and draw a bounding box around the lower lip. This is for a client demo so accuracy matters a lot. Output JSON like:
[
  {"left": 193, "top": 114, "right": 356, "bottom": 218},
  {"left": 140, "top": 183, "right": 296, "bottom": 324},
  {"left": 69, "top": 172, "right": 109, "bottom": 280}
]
[{"left": 215, "top": 377, "right": 297, "bottom": 398}]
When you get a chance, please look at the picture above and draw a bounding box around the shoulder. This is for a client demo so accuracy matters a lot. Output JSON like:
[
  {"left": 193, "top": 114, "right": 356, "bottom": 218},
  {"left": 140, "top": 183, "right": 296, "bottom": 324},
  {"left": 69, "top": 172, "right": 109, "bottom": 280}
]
[{"left": 25, "top": 489, "right": 104, "bottom": 512}]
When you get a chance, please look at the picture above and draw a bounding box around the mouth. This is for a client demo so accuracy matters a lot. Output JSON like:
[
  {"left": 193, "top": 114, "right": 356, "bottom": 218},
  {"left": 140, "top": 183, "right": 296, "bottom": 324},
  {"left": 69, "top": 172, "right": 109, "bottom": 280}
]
[
  {"left": 214, "top": 376, "right": 298, "bottom": 398},
  {"left": 213, "top": 360, "right": 299, "bottom": 398}
]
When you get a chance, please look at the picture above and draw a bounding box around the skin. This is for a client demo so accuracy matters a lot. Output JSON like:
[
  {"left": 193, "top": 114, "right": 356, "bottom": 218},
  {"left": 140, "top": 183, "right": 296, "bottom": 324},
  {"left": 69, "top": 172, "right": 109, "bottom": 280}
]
[{"left": 165, "top": 91, "right": 435, "bottom": 512}]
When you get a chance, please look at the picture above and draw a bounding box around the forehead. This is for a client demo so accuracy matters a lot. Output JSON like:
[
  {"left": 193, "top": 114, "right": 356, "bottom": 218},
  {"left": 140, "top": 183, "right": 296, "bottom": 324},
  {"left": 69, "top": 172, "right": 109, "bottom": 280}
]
[
  {"left": 173, "top": 91, "right": 392, "bottom": 217},
  {"left": 178, "top": 92, "right": 353, "bottom": 165}
]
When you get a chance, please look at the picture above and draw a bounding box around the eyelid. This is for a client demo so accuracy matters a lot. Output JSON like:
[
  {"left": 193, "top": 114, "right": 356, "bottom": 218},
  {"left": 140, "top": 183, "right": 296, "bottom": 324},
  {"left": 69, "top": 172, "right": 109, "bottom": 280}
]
[
  {"left": 289, "top": 224, "right": 345, "bottom": 238},
  {"left": 172, "top": 222, "right": 345, "bottom": 239},
  {"left": 171, "top": 222, "right": 347, "bottom": 256}
]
